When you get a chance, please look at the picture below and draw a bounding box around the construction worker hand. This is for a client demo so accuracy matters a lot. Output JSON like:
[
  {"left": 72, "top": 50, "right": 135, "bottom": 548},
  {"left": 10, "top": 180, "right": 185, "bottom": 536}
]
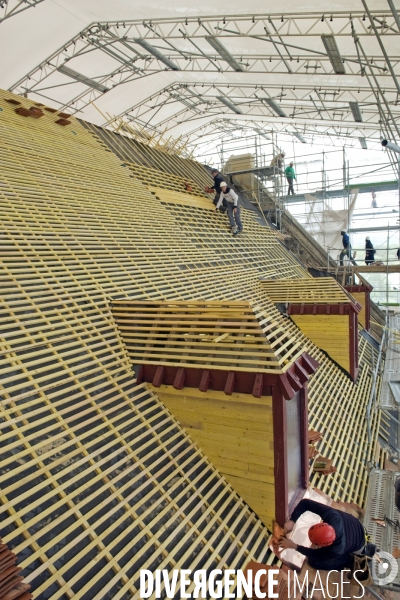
[
  {"left": 284, "top": 520, "right": 294, "bottom": 534},
  {"left": 279, "top": 538, "right": 298, "bottom": 551}
]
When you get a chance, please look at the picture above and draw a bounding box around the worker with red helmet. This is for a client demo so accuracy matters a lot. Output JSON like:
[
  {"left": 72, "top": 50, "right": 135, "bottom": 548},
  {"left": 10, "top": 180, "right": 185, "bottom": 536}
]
[{"left": 279, "top": 499, "right": 366, "bottom": 571}]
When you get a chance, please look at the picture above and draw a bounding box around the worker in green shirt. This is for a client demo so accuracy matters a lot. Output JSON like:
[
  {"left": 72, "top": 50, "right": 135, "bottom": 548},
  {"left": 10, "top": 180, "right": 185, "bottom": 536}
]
[{"left": 285, "top": 161, "right": 296, "bottom": 195}]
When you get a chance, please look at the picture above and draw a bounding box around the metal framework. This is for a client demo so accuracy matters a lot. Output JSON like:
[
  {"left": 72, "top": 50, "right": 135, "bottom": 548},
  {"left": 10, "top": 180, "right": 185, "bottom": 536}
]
[
  {"left": 0, "top": 0, "right": 43, "bottom": 23},
  {"left": 8, "top": 9, "right": 400, "bottom": 149},
  {"left": 109, "top": 81, "right": 399, "bottom": 142},
  {"left": 163, "top": 118, "right": 357, "bottom": 155}
]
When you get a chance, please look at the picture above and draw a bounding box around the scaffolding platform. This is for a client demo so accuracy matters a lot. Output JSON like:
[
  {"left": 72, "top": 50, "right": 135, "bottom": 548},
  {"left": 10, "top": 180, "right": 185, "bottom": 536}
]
[
  {"left": 318, "top": 264, "right": 400, "bottom": 274},
  {"left": 344, "top": 264, "right": 400, "bottom": 273}
]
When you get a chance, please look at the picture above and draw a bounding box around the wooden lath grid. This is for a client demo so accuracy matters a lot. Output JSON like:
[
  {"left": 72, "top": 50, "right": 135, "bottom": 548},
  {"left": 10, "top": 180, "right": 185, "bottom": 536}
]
[
  {"left": 112, "top": 300, "right": 304, "bottom": 373},
  {"left": 0, "top": 87, "right": 384, "bottom": 598},
  {"left": 1, "top": 343, "right": 272, "bottom": 599},
  {"left": 260, "top": 277, "right": 358, "bottom": 304},
  {"left": 0, "top": 89, "right": 294, "bottom": 599}
]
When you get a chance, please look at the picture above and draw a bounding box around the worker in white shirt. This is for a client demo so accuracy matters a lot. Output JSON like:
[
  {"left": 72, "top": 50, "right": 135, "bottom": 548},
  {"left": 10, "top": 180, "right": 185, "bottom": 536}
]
[{"left": 215, "top": 182, "right": 243, "bottom": 235}]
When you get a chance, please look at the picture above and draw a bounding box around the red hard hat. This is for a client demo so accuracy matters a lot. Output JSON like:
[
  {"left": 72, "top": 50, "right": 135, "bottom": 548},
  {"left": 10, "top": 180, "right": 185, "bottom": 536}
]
[{"left": 308, "top": 523, "right": 336, "bottom": 547}]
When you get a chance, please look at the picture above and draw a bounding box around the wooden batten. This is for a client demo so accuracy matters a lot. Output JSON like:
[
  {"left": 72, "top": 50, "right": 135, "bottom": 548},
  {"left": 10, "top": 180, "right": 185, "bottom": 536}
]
[{"left": 345, "top": 284, "right": 372, "bottom": 331}]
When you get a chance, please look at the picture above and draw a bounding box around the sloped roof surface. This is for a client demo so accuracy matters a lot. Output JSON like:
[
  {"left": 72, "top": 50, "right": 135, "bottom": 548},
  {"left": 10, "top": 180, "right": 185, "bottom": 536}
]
[{"left": 0, "top": 87, "right": 387, "bottom": 597}]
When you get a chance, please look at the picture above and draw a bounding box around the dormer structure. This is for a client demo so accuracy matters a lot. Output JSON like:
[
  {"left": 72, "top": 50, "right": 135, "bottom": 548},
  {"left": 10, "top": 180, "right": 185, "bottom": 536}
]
[
  {"left": 260, "top": 278, "right": 361, "bottom": 381},
  {"left": 112, "top": 299, "right": 319, "bottom": 528}
]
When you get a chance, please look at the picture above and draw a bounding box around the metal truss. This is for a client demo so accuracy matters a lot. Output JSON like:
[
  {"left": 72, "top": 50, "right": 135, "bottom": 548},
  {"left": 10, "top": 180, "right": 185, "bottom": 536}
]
[
  {"left": 108, "top": 81, "right": 398, "bottom": 140},
  {"left": 179, "top": 119, "right": 384, "bottom": 160},
  {"left": 0, "top": 0, "right": 44, "bottom": 23},
  {"left": 9, "top": 10, "right": 400, "bottom": 116},
  {"left": 186, "top": 117, "right": 378, "bottom": 147}
]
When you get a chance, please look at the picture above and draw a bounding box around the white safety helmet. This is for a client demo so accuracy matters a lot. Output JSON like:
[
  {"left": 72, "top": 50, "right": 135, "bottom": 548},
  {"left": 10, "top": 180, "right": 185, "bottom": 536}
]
[
  {"left": 366, "top": 236, "right": 370, "bottom": 241},
  {"left": 220, "top": 182, "right": 228, "bottom": 188}
]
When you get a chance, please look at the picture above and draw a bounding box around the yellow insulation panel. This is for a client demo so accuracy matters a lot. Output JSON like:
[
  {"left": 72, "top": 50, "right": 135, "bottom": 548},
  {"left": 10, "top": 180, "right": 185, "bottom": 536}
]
[
  {"left": 292, "top": 315, "right": 350, "bottom": 373},
  {"left": 150, "top": 385, "right": 275, "bottom": 529}
]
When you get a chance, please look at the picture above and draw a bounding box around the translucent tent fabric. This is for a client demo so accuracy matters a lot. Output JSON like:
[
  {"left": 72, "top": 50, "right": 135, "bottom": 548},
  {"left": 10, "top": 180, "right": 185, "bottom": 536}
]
[
  {"left": 303, "top": 191, "right": 358, "bottom": 257},
  {"left": 0, "top": 0, "right": 398, "bottom": 138}
]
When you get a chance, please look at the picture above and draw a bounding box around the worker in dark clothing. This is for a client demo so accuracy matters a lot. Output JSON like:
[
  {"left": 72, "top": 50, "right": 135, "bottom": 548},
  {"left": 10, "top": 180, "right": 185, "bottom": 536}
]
[
  {"left": 279, "top": 499, "right": 366, "bottom": 571},
  {"left": 285, "top": 162, "right": 296, "bottom": 195},
  {"left": 340, "top": 230, "right": 357, "bottom": 266},
  {"left": 208, "top": 169, "right": 227, "bottom": 211},
  {"left": 365, "top": 237, "right": 376, "bottom": 265},
  {"left": 397, "top": 248, "right": 400, "bottom": 261}
]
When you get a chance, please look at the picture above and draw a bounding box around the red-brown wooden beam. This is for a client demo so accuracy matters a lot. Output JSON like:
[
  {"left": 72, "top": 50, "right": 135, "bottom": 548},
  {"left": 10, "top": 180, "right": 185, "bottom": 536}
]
[
  {"left": 299, "top": 383, "right": 309, "bottom": 489},
  {"left": 173, "top": 368, "right": 185, "bottom": 390},
  {"left": 152, "top": 365, "right": 164, "bottom": 387},
  {"left": 277, "top": 373, "right": 296, "bottom": 400},
  {"left": 199, "top": 369, "right": 210, "bottom": 392},
  {"left": 252, "top": 373, "right": 264, "bottom": 398},
  {"left": 273, "top": 385, "right": 289, "bottom": 525},
  {"left": 294, "top": 361, "right": 309, "bottom": 385},
  {"left": 137, "top": 353, "right": 319, "bottom": 398},
  {"left": 224, "top": 371, "right": 236, "bottom": 395}
]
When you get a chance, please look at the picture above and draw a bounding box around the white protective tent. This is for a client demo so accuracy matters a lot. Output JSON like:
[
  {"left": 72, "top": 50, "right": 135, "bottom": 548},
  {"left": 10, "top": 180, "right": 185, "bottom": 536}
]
[
  {"left": 0, "top": 0, "right": 399, "bottom": 150},
  {"left": 304, "top": 191, "right": 359, "bottom": 258}
]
